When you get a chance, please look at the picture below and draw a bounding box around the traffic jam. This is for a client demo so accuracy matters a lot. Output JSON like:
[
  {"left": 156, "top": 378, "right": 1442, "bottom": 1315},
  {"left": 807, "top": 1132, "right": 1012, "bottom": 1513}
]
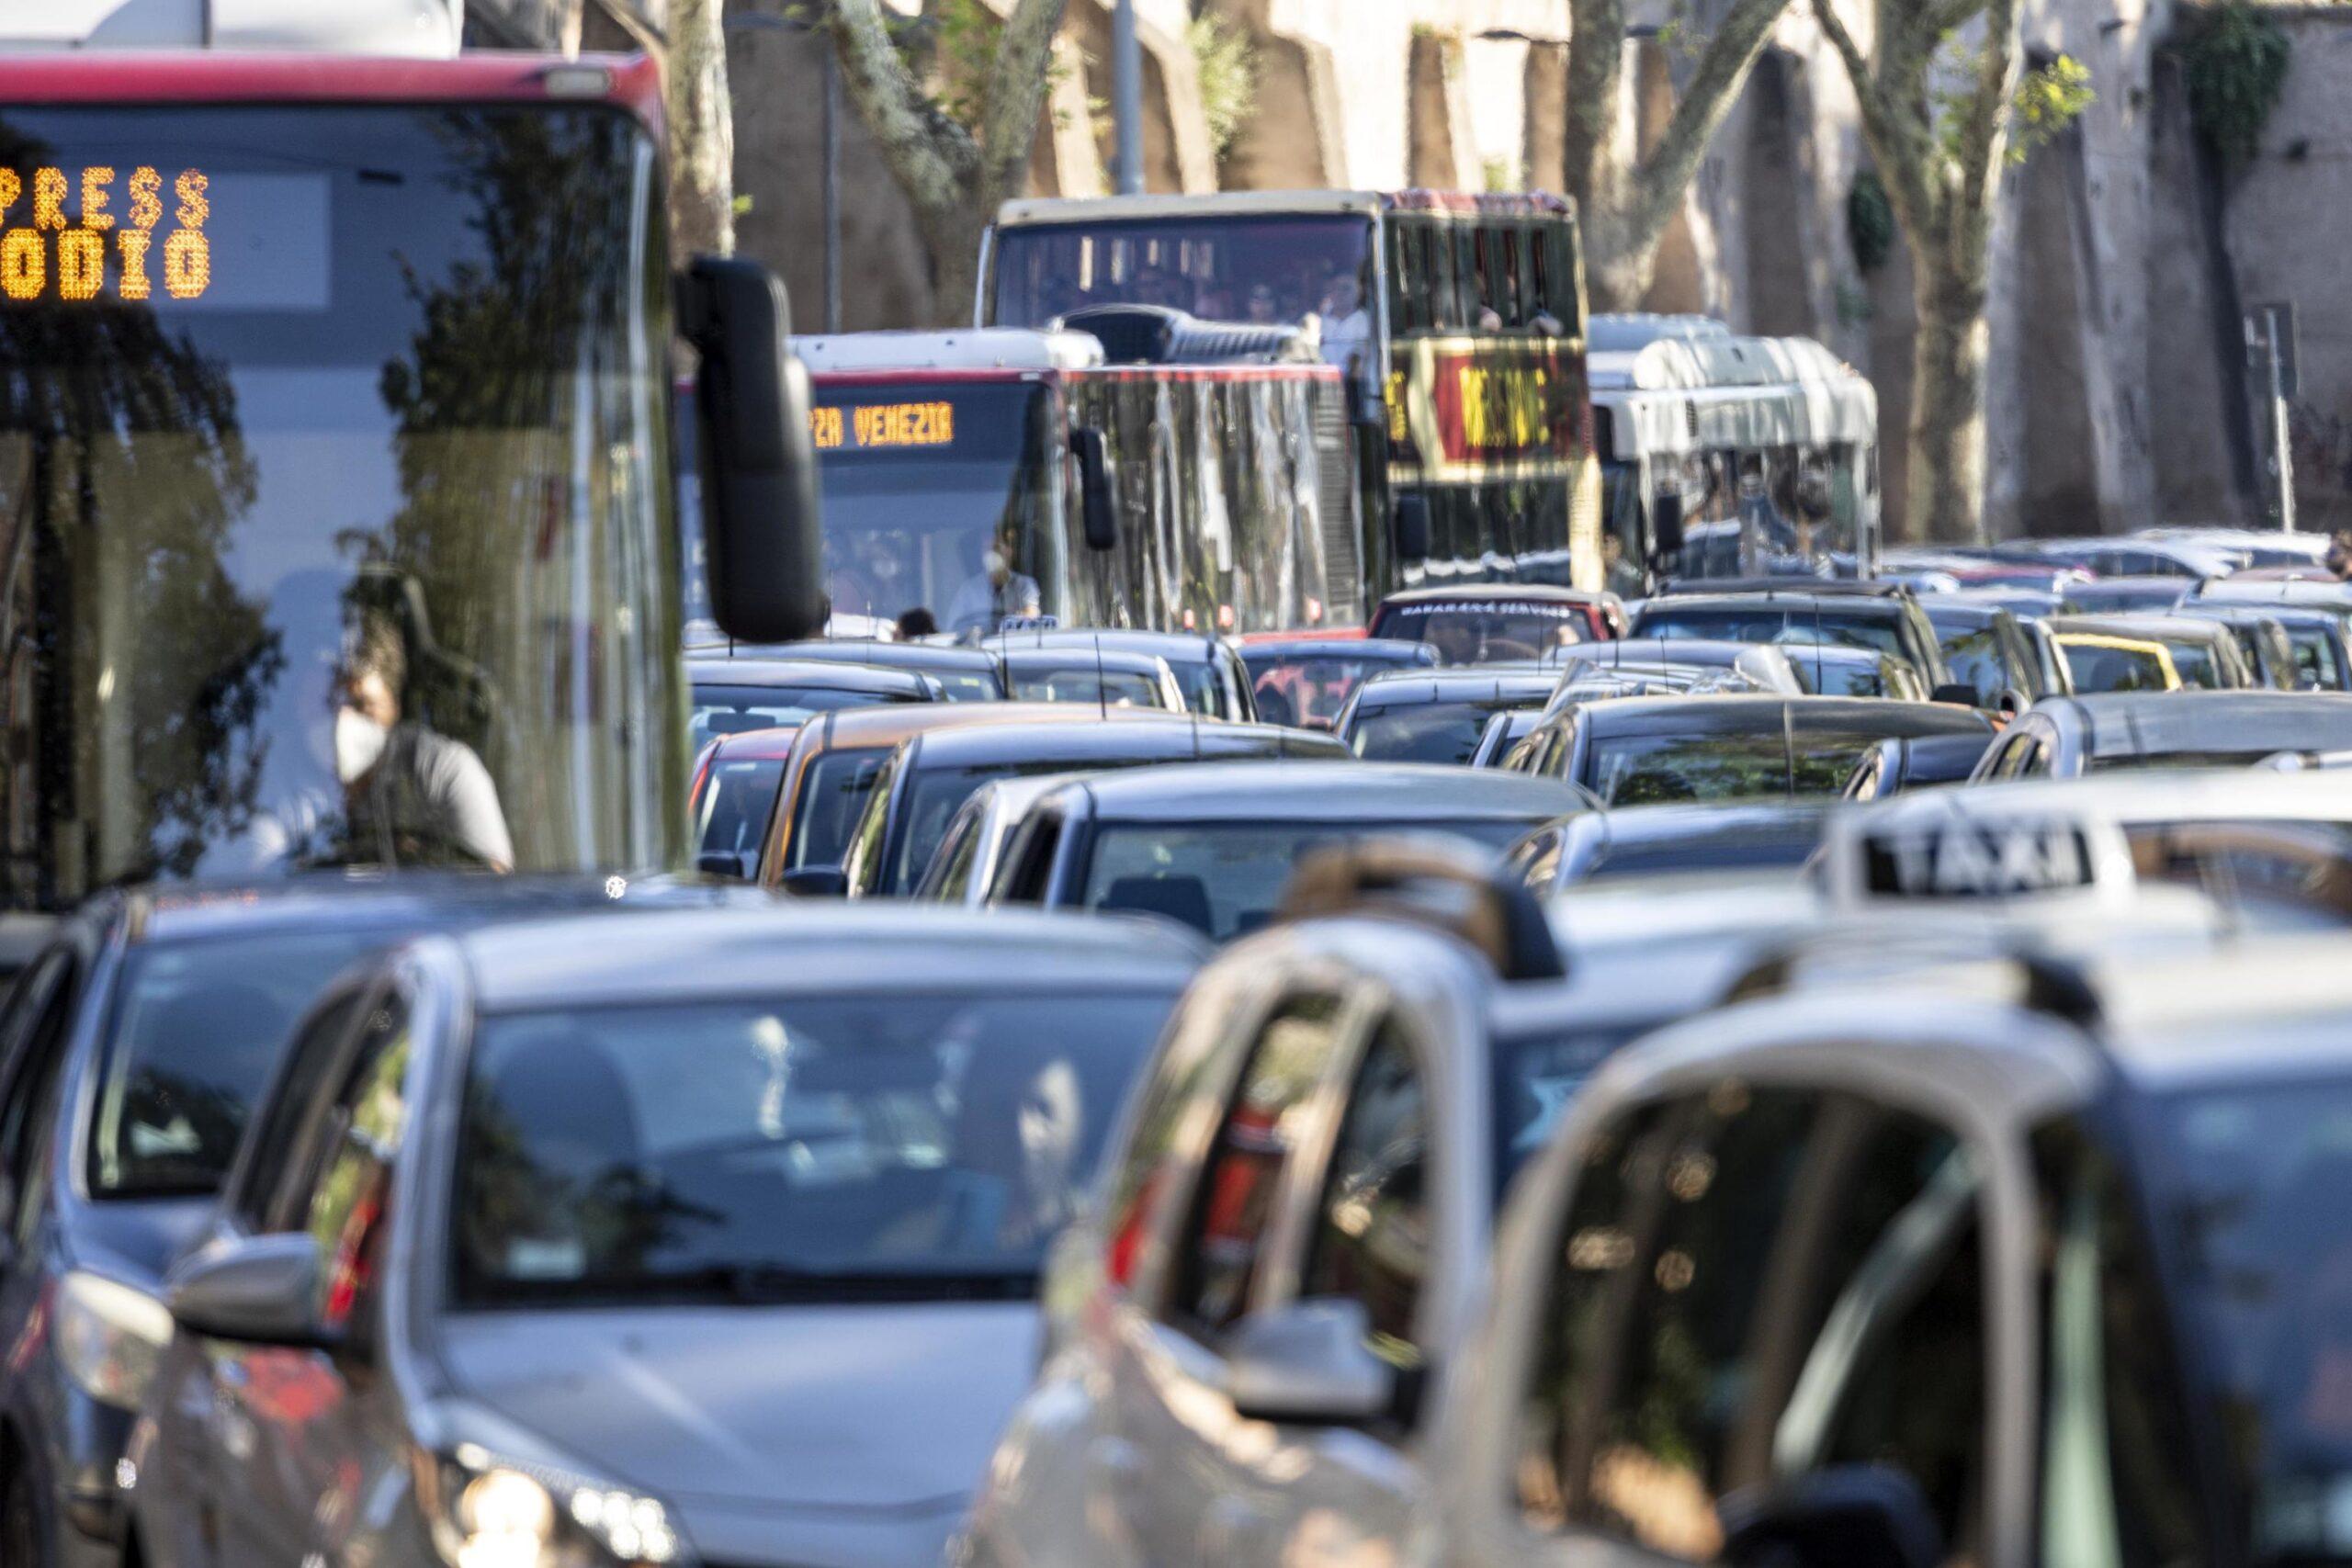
[{"left": 6, "top": 12, "right": 2352, "bottom": 1568}]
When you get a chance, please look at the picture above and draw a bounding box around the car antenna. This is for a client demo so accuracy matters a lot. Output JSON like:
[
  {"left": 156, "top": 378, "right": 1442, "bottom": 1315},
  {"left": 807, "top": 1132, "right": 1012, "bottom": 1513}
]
[{"left": 1095, "top": 634, "right": 1109, "bottom": 722}]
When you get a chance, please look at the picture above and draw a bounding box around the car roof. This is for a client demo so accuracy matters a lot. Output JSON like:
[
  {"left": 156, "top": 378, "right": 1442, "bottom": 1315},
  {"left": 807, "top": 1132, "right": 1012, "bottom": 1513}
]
[
  {"left": 685, "top": 658, "right": 936, "bottom": 694},
  {"left": 454, "top": 906, "right": 1204, "bottom": 1013},
  {"left": 754, "top": 638, "right": 1006, "bottom": 672},
  {"left": 1577, "top": 798, "right": 1832, "bottom": 848},
  {"left": 1919, "top": 600, "right": 2006, "bottom": 628},
  {"left": 1848, "top": 766, "right": 2352, "bottom": 835},
  {"left": 984, "top": 627, "right": 1222, "bottom": 662},
  {"left": 704, "top": 725, "right": 804, "bottom": 762},
  {"left": 1652, "top": 579, "right": 1912, "bottom": 601},
  {"left": 795, "top": 701, "right": 1165, "bottom": 755},
  {"left": 1553, "top": 637, "right": 1762, "bottom": 667},
  {"left": 901, "top": 716, "right": 1334, "bottom": 768},
  {"left": 120, "top": 874, "right": 754, "bottom": 948},
  {"left": 1056, "top": 760, "right": 1596, "bottom": 822},
  {"left": 1239, "top": 637, "right": 1435, "bottom": 662},
  {"left": 1577, "top": 694, "right": 1991, "bottom": 739},
  {"left": 1352, "top": 668, "right": 1559, "bottom": 703},
  {"left": 2045, "top": 613, "right": 2225, "bottom": 643},
  {"left": 997, "top": 645, "right": 1173, "bottom": 675},
  {"left": 1634, "top": 592, "right": 1907, "bottom": 619},
  {"left": 2037, "top": 690, "right": 2352, "bottom": 756},
  {"left": 2087, "top": 937, "right": 2352, "bottom": 1086},
  {"left": 1375, "top": 584, "right": 1610, "bottom": 607}
]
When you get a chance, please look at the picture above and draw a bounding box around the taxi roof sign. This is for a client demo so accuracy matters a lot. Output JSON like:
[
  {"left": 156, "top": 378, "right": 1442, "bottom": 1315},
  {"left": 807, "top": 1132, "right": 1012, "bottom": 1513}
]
[{"left": 1823, "top": 795, "right": 2140, "bottom": 911}]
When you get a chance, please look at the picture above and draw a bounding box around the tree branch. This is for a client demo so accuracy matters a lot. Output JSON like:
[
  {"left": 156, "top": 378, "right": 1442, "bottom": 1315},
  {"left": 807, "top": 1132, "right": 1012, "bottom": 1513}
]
[
  {"left": 1919, "top": 0, "right": 1985, "bottom": 46},
  {"left": 1617, "top": 0, "right": 1791, "bottom": 256},
  {"left": 1564, "top": 0, "right": 1631, "bottom": 212},
  {"left": 1812, "top": 0, "right": 1939, "bottom": 237},
  {"left": 976, "top": 0, "right": 1069, "bottom": 203},
  {"left": 822, "top": 0, "right": 978, "bottom": 219}
]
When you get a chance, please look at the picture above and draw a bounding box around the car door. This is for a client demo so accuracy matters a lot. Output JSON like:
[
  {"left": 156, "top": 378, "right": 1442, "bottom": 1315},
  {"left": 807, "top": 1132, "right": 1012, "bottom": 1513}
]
[
  {"left": 210, "top": 987, "right": 415, "bottom": 1566},
  {"left": 1507, "top": 1083, "right": 1999, "bottom": 1568}
]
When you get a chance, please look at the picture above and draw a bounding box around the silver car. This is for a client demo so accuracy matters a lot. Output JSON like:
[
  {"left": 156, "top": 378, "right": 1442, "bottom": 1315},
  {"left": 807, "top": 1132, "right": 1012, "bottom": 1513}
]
[{"left": 124, "top": 907, "right": 1201, "bottom": 1568}]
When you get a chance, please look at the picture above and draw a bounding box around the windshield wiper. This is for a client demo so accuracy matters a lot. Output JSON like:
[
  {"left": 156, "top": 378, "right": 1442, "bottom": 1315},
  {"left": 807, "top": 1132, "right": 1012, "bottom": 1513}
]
[{"left": 646, "top": 1263, "right": 1036, "bottom": 1305}]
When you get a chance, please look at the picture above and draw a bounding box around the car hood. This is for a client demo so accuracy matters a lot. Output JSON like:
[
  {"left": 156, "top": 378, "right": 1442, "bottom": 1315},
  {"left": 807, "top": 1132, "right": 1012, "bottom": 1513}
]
[{"left": 438, "top": 1302, "right": 1040, "bottom": 1517}]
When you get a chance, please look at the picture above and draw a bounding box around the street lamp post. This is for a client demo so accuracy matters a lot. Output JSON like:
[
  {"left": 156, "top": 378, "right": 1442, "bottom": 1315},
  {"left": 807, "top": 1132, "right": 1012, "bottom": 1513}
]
[{"left": 1112, "top": 0, "right": 1143, "bottom": 195}]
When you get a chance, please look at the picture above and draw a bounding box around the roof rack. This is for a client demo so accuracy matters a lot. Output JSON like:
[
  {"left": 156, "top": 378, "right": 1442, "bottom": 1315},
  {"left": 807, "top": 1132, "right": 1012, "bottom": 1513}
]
[{"left": 1277, "top": 839, "right": 1566, "bottom": 982}]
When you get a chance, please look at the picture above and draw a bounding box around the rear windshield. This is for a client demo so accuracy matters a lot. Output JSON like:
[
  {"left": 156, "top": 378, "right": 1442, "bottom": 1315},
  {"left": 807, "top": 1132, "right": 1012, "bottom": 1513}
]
[
  {"left": 694, "top": 757, "right": 786, "bottom": 873},
  {"left": 1589, "top": 729, "right": 1889, "bottom": 805},
  {"left": 1491, "top": 1021, "right": 1647, "bottom": 1194},
  {"left": 788, "top": 748, "right": 888, "bottom": 871},
  {"left": 1634, "top": 606, "right": 1905, "bottom": 660},
  {"left": 1245, "top": 652, "right": 1421, "bottom": 728},
  {"left": 90, "top": 930, "right": 392, "bottom": 1198},
  {"left": 1372, "top": 602, "right": 1589, "bottom": 664},
  {"left": 2063, "top": 642, "right": 2175, "bottom": 694},
  {"left": 1005, "top": 667, "right": 1170, "bottom": 708},
  {"left": 690, "top": 683, "right": 915, "bottom": 751},
  {"left": 1350, "top": 699, "right": 1519, "bottom": 763}
]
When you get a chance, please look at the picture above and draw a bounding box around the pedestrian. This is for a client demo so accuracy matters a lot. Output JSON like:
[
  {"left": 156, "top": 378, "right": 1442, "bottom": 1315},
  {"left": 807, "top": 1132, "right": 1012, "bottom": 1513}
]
[
  {"left": 2327, "top": 530, "right": 2352, "bottom": 581},
  {"left": 896, "top": 606, "right": 940, "bottom": 641}
]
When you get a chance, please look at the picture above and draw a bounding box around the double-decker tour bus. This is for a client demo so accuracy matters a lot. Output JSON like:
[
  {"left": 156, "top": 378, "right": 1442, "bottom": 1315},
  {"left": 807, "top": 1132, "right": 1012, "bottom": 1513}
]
[
  {"left": 1586, "top": 314, "right": 1882, "bottom": 586},
  {"left": 0, "top": 13, "right": 821, "bottom": 908},
  {"left": 790, "top": 321, "right": 1362, "bottom": 637},
  {"left": 979, "top": 189, "right": 1600, "bottom": 599}
]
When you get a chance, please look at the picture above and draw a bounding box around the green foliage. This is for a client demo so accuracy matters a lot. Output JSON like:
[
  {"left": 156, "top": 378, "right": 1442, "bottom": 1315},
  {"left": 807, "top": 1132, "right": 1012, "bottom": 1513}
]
[
  {"left": 2009, "top": 54, "right": 2096, "bottom": 163},
  {"left": 1187, "top": 14, "right": 1259, "bottom": 162},
  {"left": 2182, "top": 0, "right": 2291, "bottom": 166},
  {"left": 1483, "top": 155, "right": 1517, "bottom": 192},
  {"left": 1848, "top": 168, "right": 1895, "bottom": 272}
]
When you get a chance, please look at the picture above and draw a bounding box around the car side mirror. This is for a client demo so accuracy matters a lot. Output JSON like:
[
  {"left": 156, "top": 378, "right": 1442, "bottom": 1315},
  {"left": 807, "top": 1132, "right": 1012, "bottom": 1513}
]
[
  {"left": 1393, "top": 494, "right": 1432, "bottom": 562},
  {"left": 780, "top": 866, "right": 849, "bottom": 899},
  {"left": 1929, "top": 682, "right": 1980, "bottom": 708},
  {"left": 1720, "top": 1465, "right": 1945, "bottom": 1568},
  {"left": 1070, "top": 427, "right": 1117, "bottom": 551},
  {"left": 1221, "top": 1298, "right": 1401, "bottom": 1426},
  {"left": 1649, "top": 491, "right": 1687, "bottom": 560},
  {"left": 675, "top": 256, "right": 826, "bottom": 644},
  {"left": 165, "top": 1234, "right": 333, "bottom": 1348},
  {"left": 696, "top": 850, "right": 752, "bottom": 881}
]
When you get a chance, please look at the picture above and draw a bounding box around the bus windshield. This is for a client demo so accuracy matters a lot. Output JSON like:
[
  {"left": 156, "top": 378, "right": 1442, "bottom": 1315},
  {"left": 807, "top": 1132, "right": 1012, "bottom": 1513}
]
[
  {"left": 0, "top": 104, "right": 681, "bottom": 906},
  {"left": 812, "top": 381, "right": 1057, "bottom": 636},
  {"left": 989, "top": 214, "right": 1374, "bottom": 353}
]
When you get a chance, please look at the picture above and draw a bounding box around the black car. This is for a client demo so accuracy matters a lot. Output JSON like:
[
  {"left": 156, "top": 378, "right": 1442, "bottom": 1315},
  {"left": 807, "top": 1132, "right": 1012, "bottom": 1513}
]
[
  {"left": 738, "top": 639, "right": 1011, "bottom": 702},
  {"left": 1627, "top": 589, "right": 1957, "bottom": 694},
  {"left": 0, "top": 876, "right": 752, "bottom": 1568},
  {"left": 1842, "top": 729, "right": 2000, "bottom": 799},
  {"left": 1975, "top": 690, "right": 2352, "bottom": 781},
  {"left": 984, "top": 628, "right": 1256, "bottom": 721},
  {"left": 1237, "top": 636, "right": 1438, "bottom": 731},
  {"left": 1334, "top": 668, "right": 1561, "bottom": 764},
  {"left": 1919, "top": 598, "right": 2069, "bottom": 709},
  {"left": 980, "top": 761, "right": 1599, "bottom": 941},
  {"left": 687, "top": 658, "right": 939, "bottom": 750},
  {"left": 1535, "top": 694, "right": 1995, "bottom": 806},
  {"left": 1510, "top": 799, "right": 1832, "bottom": 894},
  {"left": 841, "top": 716, "right": 1347, "bottom": 899}
]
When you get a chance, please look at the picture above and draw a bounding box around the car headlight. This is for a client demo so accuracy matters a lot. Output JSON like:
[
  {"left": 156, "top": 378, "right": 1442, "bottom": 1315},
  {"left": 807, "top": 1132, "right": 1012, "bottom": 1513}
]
[
  {"left": 429, "top": 1444, "right": 692, "bottom": 1568},
  {"left": 53, "top": 1270, "right": 174, "bottom": 1413}
]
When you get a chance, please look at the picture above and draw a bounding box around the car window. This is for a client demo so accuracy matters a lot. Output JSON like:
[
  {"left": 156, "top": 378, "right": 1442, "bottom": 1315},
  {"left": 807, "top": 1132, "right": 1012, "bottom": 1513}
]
[
  {"left": 291, "top": 990, "right": 413, "bottom": 1354},
  {"left": 695, "top": 755, "right": 787, "bottom": 872},
  {"left": 923, "top": 807, "right": 985, "bottom": 901},
  {"left": 786, "top": 746, "right": 889, "bottom": 872},
  {"left": 839, "top": 752, "right": 901, "bottom": 897},
  {"left": 1939, "top": 626, "right": 2007, "bottom": 706},
  {"left": 1170, "top": 992, "right": 1350, "bottom": 1335},
  {"left": 224, "top": 984, "right": 373, "bottom": 1230},
  {"left": 1518, "top": 1086, "right": 1989, "bottom": 1564},
  {"left": 1298, "top": 1021, "right": 1430, "bottom": 1368},
  {"left": 994, "top": 806, "right": 1066, "bottom": 905}
]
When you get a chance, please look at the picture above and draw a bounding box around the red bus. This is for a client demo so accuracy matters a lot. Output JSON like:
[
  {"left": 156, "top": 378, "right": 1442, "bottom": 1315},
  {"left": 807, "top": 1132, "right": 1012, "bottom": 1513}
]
[{"left": 0, "top": 47, "right": 820, "bottom": 906}]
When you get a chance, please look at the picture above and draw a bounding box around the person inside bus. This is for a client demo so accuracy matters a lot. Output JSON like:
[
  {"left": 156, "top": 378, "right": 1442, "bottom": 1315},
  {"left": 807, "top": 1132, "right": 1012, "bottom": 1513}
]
[
  {"left": 896, "top": 607, "right": 940, "bottom": 641},
  {"left": 1244, "top": 284, "right": 1282, "bottom": 325},
  {"left": 334, "top": 612, "right": 514, "bottom": 872},
  {"left": 1318, "top": 267, "right": 1374, "bottom": 370},
  {"left": 947, "top": 527, "right": 1042, "bottom": 635}
]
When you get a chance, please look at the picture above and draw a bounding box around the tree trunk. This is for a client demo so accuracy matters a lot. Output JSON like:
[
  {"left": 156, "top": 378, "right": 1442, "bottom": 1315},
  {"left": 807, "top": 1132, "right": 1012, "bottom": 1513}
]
[
  {"left": 1582, "top": 206, "right": 1655, "bottom": 312},
  {"left": 1906, "top": 260, "right": 1992, "bottom": 544},
  {"left": 667, "top": 0, "right": 735, "bottom": 258},
  {"left": 920, "top": 200, "right": 988, "bottom": 328}
]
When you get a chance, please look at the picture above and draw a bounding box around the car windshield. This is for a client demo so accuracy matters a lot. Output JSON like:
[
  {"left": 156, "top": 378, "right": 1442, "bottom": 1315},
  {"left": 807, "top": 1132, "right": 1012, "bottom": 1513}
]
[
  {"left": 455, "top": 990, "right": 1179, "bottom": 1303},
  {"left": 1490, "top": 1021, "right": 1648, "bottom": 1196},
  {"left": 1589, "top": 728, "right": 1887, "bottom": 804},
  {"left": 1938, "top": 624, "right": 2010, "bottom": 705},
  {"left": 2149, "top": 1074, "right": 2352, "bottom": 1562},
  {"left": 1373, "top": 602, "right": 1589, "bottom": 664},
  {"left": 689, "top": 682, "right": 914, "bottom": 751},
  {"left": 1080, "top": 818, "right": 1535, "bottom": 942},
  {"left": 1793, "top": 653, "right": 1912, "bottom": 698},
  {"left": 1005, "top": 665, "right": 1170, "bottom": 707},
  {"left": 989, "top": 214, "right": 1375, "bottom": 344},
  {"left": 1244, "top": 652, "right": 1416, "bottom": 728},
  {"left": 693, "top": 756, "right": 786, "bottom": 873},
  {"left": 2063, "top": 640, "right": 2176, "bottom": 693},
  {"left": 787, "top": 748, "right": 889, "bottom": 872},
  {"left": 89, "top": 929, "right": 392, "bottom": 1198},
  {"left": 1634, "top": 606, "right": 1906, "bottom": 660},
  {"left": 890, "top": 758, "right": 1122, "bottom": 895},
  {"left": 2165, "top": 639, "right": 2226, "bottom": 689},
  {"left": 0, "top": 105, "right": 679, "bottom": 904},
  {"left": 2290, "top": 626, "right": 2346, "bottom": 690},
  {"left": 811, "top": 381, "right": 1057, "bottom": 635},
  {"left": 1350, "top": 699, "right": 1520, "bottom": 763}
]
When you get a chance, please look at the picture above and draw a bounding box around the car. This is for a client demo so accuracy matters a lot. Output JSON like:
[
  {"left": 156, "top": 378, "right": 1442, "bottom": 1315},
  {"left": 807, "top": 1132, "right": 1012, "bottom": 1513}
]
[
  {"left": 2177, "top": 602, "right": 2352, "bottom": 691},
  {"left": 2190, "top": 573, "right": 2352, "bottom": 622},
  {"left": 690, "top": 725, "right": 802, "bottom": 880},
  {"left": 2047, "top": 613, "right": 2256, "bottom": 689},
  {"left": 0, "top": 876, "right": 753, "bottom": 1568},
  {"left": 2136, "top": 523, "right": 2332, "bottom": 568},
  {"left": 2050, "top": 628, "right": 2183, "bottom": 693},
  {"left": 1334, "top": 668, "right": 1562, "bottom": 763},
  {"left": 128, "top": 905, "right": 1203, "bottom": 1568},
  {"left": 1468, "top": 707, "right": 1551, "bottom": 768},
  {"left": 839, "top": 716, "right": 1347, "bottom": 900},
  {"left": 1996, "top": 532, "right": 2241, "bottom": 579},
  {"left": 686, "top": 658, "right": 939, "bottom": 750},
  {"left": 987, "top": 629, "right": 1257, "bottom": 721},
  {"left": 1627, "top": 589, "right": 1957, "bottom": 695},
  {"left": 1974, "top": 690, "right": 2352, "bottom": 780},
  {"left": 1544, "top": 637, "right": 1804, "bottom": 696},
  {"left": 1509, "top": 799, "right": 1833, "bottom": 895},
  {"left": 910, "top": 773, "right": 1086, "bottom": 908},
  {"left": 742, "top": 638, "right": 1012, "bottom": 702},
  {"left": 1509, "top": 671, "right": 1782, "bottom": 779},
  {"left": 1936, "top": 583, "right": 2068, "bottom": 619},
  {"left": 1528, "top": 694, "right": 1995, "bottom": 806},
  {"left": 1368, "top": 585, "right": 1625, "bottom": 664},
  {"left": 2060, "top": 574, "right": 2195, "bottom": 615},
  {"left": 755, "top": 703, "right": 1173, "bottom": 890},
  {"left": 1237, "top": 635, "right": 1439, "bottom": 731},
  {"left": 1880, "top": 547, "right": 2087, "bottom": 594},
  {"left": 957, "top": 844, "right": 1778, "bottom": 1568},
  {"left": 2158, "top": 604, "right": 2302, "bottom": 689},
  {"left": 1842, "top": 729, "right": 2000, "bottom": 799},
  {"left": 1919, "top": 598, "right": 2070, "bottom": 709},
  {"left": 979, "top": 761, "right": 1600, "bottom": 940},
  {"left": 994, "top": 645, "right": 1188, "bottom": 711},
  {"left": 1426, "top": 931, "right": 2352, "bottom": 1568},
  {"left": 1779, "top": 642, "right": 1930, "bottom": 700}
]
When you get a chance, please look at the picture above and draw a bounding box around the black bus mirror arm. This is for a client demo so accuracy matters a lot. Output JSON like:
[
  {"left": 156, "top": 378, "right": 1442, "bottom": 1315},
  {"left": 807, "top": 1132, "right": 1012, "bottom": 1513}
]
[
  {"left": 675, "top": 256, "right": 827, "bottom": 644},
  {"left": 1071, "top": 427, "right": 1118, "bottom": 551}
]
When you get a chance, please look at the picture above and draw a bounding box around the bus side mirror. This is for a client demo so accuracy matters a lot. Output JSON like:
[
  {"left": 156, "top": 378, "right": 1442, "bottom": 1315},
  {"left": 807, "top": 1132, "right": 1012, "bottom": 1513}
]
[
  {"left": 1650, "top": 491, "right": 1687, "bottom": 560},
  {"left": 1072, "top": 427, "right": 1117, "bottom": 551},
  {"left": 676, "top": 256, "right": 827, "bottom": 644},
  {"left": 1394, "top": 494, "right": 1432, "bottom": 561}
]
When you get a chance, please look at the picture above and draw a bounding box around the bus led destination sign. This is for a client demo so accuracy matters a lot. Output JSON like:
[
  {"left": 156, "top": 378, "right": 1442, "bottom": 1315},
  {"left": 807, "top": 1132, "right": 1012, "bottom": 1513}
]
[
  {"left": 810, "top": 400, "right": 956, "bottom": 452},
  {"left": 0, "top": 166, "right": 213, "bottom": 304}
]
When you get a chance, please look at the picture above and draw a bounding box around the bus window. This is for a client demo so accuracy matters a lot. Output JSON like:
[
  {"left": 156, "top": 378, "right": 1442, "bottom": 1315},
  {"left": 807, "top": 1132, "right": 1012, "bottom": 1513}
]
[
  {"left": 1426, "top": 223, "right": 1461, "bottom": 332},
  {"left": 1388, "top": 218, "right": 1427, "bottom": 333},
  {"left": 1502, "top": 227, "right": 1529, "bottom": 329},
  {"left": 1538, "top": 224, "right": 1582, "bottom": 336}
]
